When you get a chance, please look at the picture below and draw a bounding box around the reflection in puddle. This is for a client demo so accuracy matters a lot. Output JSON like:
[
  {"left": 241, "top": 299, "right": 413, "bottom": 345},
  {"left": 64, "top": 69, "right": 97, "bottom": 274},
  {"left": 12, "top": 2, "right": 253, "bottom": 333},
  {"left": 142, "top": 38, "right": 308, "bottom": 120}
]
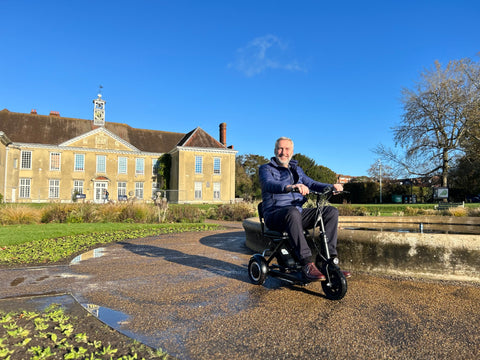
[
  {"left": 82, "top": 303, "right": 130, "bottom": 328},
  {"left": 71, "top": 248, "right": 106, "bottom": 264},
  {"left": 342, "top": 226, "right": 470, "bottom": 235},
  {"left": 80, "top": 303, "right": 155, "bottom": 348}
]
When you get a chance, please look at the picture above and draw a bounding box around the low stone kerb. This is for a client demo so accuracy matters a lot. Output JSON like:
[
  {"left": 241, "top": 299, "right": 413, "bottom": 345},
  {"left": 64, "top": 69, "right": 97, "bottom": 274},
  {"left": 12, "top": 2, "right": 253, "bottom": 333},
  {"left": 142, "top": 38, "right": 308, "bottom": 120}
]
[{"left": 243, "top": 216, "right": 480, "bottom": 282}]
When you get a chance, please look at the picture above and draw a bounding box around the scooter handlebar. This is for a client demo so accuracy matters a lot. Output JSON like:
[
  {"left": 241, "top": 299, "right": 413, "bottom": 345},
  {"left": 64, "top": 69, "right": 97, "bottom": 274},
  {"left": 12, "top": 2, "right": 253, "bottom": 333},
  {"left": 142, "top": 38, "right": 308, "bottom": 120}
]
[{"left": 291, "top": 186, "right": 349, "bottom": 196}]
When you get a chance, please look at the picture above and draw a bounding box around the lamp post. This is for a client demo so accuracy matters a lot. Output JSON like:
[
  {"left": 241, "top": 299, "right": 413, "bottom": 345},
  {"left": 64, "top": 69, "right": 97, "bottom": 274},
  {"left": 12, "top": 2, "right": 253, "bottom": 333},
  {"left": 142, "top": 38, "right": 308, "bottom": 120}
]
[{"left": 378, "top": 160, "right": 382, "bottom": 203}]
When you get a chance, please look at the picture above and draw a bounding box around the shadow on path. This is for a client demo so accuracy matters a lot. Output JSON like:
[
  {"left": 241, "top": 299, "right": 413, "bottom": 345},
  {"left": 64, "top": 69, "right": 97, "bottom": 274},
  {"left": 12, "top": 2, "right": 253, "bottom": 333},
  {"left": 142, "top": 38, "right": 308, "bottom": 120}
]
[
  {"left": 118, "top": 240, "right": 251, "bottom": 284},
  {"left": 200, "top": 232, "right": 328, "bottom": 297},
  {"left": 199, "top": 231, "right": 252, "bottom": 254}
]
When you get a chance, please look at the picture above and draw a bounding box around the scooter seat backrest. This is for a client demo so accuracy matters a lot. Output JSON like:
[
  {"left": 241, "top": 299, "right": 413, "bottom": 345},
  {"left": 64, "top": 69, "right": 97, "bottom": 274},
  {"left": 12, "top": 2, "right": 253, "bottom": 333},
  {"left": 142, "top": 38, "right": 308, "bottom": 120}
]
[
  {"left": 258, "top": 202, "right": 289, "bottom": 241},
  {"left": 257, "top": 202, "right": 266, "bottom": 234}
]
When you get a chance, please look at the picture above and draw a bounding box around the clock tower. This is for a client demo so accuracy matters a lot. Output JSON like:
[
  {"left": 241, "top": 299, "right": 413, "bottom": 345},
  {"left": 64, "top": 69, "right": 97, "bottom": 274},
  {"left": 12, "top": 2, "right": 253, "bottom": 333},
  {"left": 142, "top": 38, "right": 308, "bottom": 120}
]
[{"left": 93, "top": 93, "right": 106, "bottom": 126}]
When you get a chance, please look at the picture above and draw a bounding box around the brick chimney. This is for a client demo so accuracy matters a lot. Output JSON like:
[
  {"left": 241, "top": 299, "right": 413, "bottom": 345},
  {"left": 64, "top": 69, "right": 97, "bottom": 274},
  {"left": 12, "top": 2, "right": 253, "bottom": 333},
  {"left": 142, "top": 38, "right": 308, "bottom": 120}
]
[
  {"left": 219, "top": 122, "right": 226, "bottom": 146},
  {"left": 49, "top": 111, "right": 60, "bottom": 117},
  {"left": 30, "top": 109, "right": 37, "bottom": 114}
]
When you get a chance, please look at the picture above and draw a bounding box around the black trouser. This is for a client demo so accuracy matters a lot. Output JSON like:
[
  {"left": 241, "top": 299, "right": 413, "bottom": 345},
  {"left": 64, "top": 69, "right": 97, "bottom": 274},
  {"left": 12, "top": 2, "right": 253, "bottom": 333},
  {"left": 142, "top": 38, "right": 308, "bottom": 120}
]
[{"left": 265, "top": 206, "right": 339, "bottom": 265}]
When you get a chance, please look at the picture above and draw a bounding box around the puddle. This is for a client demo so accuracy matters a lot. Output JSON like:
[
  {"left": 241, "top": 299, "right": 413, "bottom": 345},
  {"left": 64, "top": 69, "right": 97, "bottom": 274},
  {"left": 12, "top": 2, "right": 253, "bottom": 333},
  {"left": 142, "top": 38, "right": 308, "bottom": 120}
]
[
  {"left": 342, "top": 226, "right": 471, "bottom": 235},
  {"left": 82, "top": 303, "right": 130, "bottom": 328},
  {"left": 81, "top": 303, "right": 156, "bottom": 348},
  {"left": 71, "top": 247, "right": 106, "bottom": 264},
  {"left": 10, "top": 277, "right": 25, "bottom": 286},
  {"left": 0, "top": 294, "right": 142, "bottom": 348},
  {"left": 0, "top": 294, "right": 78, "bottom": 314}
]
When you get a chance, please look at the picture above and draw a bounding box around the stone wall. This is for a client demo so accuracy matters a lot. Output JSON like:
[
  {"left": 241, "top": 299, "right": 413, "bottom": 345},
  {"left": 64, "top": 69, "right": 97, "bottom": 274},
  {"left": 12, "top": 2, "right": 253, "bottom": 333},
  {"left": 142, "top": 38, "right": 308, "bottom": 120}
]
[{"left": 243, "top": 216, "right": 480, "bottom": 282}]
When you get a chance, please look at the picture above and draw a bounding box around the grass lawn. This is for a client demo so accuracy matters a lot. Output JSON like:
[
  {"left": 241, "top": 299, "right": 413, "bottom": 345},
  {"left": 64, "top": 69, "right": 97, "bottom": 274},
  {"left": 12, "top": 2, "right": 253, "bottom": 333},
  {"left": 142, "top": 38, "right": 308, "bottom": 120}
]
[
  {"left": 0, "top": 222, "right": 219, "bottom": 266},
  {"left": 0, "top": 222, "right": 199, "bottom": 246}
]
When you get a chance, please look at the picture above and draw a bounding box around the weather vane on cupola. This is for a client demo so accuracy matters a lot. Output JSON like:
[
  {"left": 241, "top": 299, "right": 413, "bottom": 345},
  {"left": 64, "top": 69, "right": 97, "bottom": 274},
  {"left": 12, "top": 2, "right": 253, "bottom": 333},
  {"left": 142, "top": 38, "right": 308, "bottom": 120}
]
[{"left": 93, "top": 85, "right": 106, "bottom": 127}]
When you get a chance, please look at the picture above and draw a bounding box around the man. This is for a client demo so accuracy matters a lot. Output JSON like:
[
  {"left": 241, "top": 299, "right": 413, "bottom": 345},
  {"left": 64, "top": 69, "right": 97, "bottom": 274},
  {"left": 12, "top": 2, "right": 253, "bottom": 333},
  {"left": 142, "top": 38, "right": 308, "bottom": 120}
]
[{"left": 259, "top": 136, "right": 350, "bottom": 281}]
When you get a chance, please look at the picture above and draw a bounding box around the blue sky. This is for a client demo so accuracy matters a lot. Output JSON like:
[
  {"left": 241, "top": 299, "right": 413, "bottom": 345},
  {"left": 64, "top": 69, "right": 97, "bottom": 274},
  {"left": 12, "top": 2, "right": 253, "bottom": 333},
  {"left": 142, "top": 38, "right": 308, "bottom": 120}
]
[{"left": 1, "top": 0, "right": 479, "bottom": 176}]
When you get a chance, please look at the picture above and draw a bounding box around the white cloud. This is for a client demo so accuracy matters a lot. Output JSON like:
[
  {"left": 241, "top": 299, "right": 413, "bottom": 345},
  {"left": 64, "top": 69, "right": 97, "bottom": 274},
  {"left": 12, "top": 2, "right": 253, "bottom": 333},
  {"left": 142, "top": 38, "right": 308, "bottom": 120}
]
[{"left": 229, "top": 34, "right": 306, "bottom": 77}]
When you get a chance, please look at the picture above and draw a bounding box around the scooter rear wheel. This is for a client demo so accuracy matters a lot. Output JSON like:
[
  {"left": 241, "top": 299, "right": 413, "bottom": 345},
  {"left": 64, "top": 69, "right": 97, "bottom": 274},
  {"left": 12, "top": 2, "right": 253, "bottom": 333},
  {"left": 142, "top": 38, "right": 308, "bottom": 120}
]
[
  {"left": 248, "top": 255, "right": 268, "bottom": 285},
  {"left": 321, "top": 264, "right": 347, "bottom": 300}
]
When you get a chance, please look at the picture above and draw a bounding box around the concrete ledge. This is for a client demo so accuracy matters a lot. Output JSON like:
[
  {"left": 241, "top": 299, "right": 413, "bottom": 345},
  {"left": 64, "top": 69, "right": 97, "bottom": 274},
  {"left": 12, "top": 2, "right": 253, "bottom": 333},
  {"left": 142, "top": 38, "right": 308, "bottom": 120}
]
[{"left": 243, "top": 216, "right": 480, "bottom": 283}]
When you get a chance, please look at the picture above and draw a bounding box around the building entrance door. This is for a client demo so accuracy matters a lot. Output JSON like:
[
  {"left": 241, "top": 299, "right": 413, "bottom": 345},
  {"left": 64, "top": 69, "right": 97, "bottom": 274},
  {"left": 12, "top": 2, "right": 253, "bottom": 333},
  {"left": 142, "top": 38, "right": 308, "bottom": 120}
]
[{"left": 94, "top": 182, "right": 108, "bottom": 203}]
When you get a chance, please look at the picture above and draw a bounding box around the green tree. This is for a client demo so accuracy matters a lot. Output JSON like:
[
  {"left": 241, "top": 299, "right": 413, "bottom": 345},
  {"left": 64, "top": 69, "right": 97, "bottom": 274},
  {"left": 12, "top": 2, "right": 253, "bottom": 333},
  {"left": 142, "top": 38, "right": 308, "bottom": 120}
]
[
  {"left": 156, "top": 154, "right": 171, "bottom": 190},
  {"left": 292, "top": 153, "right": 337, "bottom": 183},
  {"left": 235, "top": 157, "right": 252, "bottom": 199},
  {"left": 344, "top": 182, "right": 379, "bottom": 203},
  {"left": 450, "top": 155, "right": 480, "bottom": 197},
  {"left": 235, "top": 154, "right": 268, "bottom": 200}
]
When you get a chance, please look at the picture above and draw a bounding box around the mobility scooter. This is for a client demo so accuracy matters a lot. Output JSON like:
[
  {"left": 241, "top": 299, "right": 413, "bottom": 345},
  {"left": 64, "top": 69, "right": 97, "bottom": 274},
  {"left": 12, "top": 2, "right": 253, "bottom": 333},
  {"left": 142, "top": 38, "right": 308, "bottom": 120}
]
[{"left": 248, "top": 188, "right": 348, "bottom": 300}]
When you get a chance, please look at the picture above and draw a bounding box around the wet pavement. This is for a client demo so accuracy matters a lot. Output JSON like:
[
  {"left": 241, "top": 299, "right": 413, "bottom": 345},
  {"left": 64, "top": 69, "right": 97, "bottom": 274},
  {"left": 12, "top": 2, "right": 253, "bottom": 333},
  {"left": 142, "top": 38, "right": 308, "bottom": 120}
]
[{"left": 1, "top": 222, "right": 479, "bottom": 359}]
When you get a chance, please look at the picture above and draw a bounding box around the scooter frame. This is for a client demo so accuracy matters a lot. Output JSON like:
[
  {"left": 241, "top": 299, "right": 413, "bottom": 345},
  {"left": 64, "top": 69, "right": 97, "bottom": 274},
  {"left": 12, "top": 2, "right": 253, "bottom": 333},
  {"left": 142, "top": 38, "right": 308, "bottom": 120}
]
[{"left": 248, "top": 188, "right": 348, "bottom": 300}]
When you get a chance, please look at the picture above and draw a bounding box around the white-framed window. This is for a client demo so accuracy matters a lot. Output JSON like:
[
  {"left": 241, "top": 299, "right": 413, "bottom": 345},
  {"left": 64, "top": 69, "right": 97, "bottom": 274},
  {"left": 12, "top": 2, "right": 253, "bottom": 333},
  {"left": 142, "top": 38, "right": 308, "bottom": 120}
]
[
  {"left": 152, "top": 158, "right": 158, "bottom": 176},
  {"left": 73, "top": 180, "right": 84, "bottom": 194},
  {"left": 74, "top": 154, "right": 85, "bottom": 172},
  {"left": 195, "top": 156, "right": 203, "bottom": 174},
  {"left": 135, "top": 158, "right": 144, "bottom": 175},
  {"left": 19, "top": 178, "right": 31, "bottom": 198},
  {"left": 49, "top": 179, "right": 60, "bottom": 199},
  {"left": 21, "top": 151, "right": 32, "bottom": 169},
  {"left": 194, "top": 181, "right": 202, "bottom": 200},
  {"left": 152, "top": 182, "right": 160, "bottom": 198},
  {"left": 118, "top": 157, "right": 127, "bottom": 174},
  {"left": 135, "top": 182, "right": 144, "bottom": 199},
  {"left": 213, "top": 182, "right": 221, "bottom": 200},
  {"left": 50, "top": 152, "right": 61, "bottom": 171},
  {"left": 96, "top": 155, "right": 106, "bottom": 173},
  {"left": 118, "top": 182, "right": 127, "bottom": 197},
  {"left": 213, "top": 157, "right": 221, "bottom": 175}
]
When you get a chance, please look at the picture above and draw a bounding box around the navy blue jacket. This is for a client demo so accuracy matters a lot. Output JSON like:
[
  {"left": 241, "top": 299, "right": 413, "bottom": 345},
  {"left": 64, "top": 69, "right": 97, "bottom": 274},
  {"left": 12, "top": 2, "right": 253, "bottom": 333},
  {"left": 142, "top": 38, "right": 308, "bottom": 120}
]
[{"left": 259, "top": 157, "right": 333, "bottom": 221}]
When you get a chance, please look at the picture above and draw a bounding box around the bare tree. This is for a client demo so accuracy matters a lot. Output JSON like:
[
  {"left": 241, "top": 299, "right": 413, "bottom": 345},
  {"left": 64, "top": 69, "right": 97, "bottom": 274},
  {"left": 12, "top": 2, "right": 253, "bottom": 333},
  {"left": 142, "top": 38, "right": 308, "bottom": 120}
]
[
  {"left": 375, "top": 58, "right": 480, "bottom": 186},
  {"left": 459, "top": 57, "right": 480, "bottom": 151},
  {"left": 367, "top": 160, "right": 394, "bottom": 182}
]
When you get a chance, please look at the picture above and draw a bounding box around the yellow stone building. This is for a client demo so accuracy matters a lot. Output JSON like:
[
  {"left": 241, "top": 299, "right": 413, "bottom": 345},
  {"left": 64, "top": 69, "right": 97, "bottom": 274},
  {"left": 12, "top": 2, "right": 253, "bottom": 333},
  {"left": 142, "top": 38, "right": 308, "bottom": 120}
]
[{"left": 0, "top": 95, "right": 237, "bottom": 204}]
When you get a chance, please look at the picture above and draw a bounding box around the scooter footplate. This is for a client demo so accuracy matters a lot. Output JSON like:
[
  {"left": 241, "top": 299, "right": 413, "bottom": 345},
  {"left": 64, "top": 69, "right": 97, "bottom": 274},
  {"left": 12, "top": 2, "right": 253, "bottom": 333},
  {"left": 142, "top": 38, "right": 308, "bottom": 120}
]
[{"left": 268, "top": 269, "right": 308, "bottom": 285}]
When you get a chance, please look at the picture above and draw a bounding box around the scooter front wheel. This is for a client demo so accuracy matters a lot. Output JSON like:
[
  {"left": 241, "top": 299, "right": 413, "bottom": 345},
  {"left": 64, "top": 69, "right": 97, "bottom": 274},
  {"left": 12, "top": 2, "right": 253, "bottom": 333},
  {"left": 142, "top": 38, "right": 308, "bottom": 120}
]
[
  {"left": 248, "top": 255, "right": 268, "bottom": 285},
  {"left": 321, "top": 264, "right": 347, "bottom": 300}
]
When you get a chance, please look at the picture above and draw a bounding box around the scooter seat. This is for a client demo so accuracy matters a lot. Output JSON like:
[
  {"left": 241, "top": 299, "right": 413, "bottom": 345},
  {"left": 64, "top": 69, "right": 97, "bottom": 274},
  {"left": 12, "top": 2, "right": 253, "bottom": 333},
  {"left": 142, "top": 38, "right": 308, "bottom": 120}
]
[{"left": 264, "top": 229, "right": 289, "bottom": 241}]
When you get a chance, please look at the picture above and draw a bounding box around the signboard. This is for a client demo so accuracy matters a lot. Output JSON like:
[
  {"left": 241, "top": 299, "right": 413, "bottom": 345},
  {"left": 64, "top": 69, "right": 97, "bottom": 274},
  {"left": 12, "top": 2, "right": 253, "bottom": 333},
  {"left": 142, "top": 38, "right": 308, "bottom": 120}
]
[
  {"left": 75, "top": 194, "right": 86, "bottom": 199},
  {"left": 434, "top": 187, "right": 448, "bottom": 200}
]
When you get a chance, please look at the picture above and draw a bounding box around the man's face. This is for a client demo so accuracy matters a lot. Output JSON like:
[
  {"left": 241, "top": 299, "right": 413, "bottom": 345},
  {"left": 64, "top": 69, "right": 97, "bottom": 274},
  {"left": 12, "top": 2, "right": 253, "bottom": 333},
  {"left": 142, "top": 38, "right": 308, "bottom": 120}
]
[{"left": 275, "top": 139, "right": 293, "bottom": 167}]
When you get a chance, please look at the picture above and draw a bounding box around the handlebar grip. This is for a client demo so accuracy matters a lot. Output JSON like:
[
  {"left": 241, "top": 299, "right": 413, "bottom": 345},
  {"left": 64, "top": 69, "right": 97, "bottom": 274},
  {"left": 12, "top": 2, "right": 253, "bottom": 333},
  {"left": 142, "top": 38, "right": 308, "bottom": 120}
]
[{"left": 290, "top": 186, "right": 348, "bottom": 195}]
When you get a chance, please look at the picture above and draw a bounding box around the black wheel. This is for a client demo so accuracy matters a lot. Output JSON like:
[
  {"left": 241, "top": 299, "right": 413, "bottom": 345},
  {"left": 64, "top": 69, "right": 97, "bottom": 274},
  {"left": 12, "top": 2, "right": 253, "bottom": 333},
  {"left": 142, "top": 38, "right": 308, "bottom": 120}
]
[
  {"left": 248, "top": 255, "right": 268, "bottom": 285},
  {"left": 321, "top": 264, "right": 347, "bottom": 300}
]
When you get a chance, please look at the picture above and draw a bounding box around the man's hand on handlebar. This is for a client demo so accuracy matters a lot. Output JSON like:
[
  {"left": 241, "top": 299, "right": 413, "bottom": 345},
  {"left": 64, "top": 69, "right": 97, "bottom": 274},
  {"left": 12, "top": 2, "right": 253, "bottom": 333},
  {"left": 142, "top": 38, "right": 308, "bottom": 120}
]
[
  {"left": 289, "top": 183, "right": 344, "bottom": 196},
  {"left": 287, "top": 183, "right": 310, "bottom": 195},
  {"left": 332, "top": 183, "right": 343, "bottom": 194}
]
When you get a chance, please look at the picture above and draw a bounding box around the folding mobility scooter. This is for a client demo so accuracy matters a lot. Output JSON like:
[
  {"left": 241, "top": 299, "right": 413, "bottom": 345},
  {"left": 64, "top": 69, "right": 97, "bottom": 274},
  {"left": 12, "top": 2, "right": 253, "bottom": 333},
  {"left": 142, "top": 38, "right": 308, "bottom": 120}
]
[{"left": 248, "top": 188, "right": 348, "bottom": 300}]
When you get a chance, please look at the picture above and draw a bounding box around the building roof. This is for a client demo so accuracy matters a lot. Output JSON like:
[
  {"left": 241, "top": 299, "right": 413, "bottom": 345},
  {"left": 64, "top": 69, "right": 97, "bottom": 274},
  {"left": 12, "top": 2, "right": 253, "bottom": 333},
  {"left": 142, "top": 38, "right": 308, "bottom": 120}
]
[
  {"left": 177, "top": 127, "right": 226, "bottom": 149},
  {"left": 0, "top": 109, "right": 226, "bottom": 153}
]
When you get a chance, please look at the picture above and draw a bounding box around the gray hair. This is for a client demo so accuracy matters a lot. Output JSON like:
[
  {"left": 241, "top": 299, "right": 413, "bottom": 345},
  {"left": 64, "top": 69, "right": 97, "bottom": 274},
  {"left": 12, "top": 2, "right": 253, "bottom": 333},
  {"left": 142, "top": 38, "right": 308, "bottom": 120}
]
[{"left": 274, "top": 137, "right": 294, "bottom": 151}]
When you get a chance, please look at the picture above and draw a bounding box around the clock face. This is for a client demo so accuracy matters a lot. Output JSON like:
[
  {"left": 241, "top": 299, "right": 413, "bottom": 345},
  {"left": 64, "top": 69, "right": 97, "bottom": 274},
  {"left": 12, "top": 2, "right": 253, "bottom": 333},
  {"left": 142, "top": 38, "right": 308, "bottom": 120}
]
[{"left": 94, "top": 110, "right": 104, "bottom": 123}]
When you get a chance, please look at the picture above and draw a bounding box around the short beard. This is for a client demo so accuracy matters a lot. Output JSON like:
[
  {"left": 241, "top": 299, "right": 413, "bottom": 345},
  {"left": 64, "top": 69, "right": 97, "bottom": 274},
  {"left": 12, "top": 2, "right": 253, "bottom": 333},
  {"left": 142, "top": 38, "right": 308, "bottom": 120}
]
[{"left": 275, "top": 156, "right": 290, "bottom": 166}]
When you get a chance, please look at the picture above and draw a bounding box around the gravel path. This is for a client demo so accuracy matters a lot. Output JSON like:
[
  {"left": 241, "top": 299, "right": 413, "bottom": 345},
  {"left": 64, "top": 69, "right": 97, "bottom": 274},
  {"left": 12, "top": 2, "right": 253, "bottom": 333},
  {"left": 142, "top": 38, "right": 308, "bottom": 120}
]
[{"left": 0, "top": 225, "right": 479, "bottom": 359}]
